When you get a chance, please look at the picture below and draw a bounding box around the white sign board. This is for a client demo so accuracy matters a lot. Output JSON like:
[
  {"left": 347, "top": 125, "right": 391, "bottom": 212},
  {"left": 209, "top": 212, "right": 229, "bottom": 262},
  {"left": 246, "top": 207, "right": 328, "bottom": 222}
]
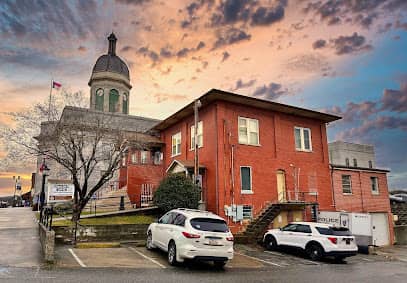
[
  {"left": 317, "top": 211, "right": 341, "bottom": 227},
  {"left": 47, "top": 180, "right": 74, "bottom": 203}
]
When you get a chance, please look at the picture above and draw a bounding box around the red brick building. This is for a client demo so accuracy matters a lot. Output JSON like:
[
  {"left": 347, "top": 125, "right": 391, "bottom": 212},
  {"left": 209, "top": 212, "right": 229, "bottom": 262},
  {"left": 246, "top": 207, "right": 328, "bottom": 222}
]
[
  {"left": 328, "top": 141, "right": 394, "bottom": 245},
  {"left": 121, "top": 89, "right": 341, "bottom": 233}
]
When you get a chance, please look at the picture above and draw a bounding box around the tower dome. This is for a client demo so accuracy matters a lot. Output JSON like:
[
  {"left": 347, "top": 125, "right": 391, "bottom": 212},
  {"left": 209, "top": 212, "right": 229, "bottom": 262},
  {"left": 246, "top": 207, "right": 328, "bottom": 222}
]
[{"left": 89, "top": 33, "right": 132, "bottom": 114}]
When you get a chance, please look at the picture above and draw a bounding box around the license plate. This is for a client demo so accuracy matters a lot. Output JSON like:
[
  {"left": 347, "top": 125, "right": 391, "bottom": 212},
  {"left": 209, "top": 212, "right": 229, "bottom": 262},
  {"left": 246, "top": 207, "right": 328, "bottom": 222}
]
[
  {"left": 207, "top": 239, "right": 220, "bottom": 246},
  {"left": 344, "top": 238, "right": 352, "bottom": 244}
]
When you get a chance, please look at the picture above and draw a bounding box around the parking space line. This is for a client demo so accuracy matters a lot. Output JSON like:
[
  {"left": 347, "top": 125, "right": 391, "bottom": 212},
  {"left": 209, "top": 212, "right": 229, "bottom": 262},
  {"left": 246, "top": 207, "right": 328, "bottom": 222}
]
[
  {"left": 128, "top": 247, "right": 166, "bottom": 269},
  {"left": 264, "top": 250, "right": 320, "bottom": 265},
  {"left": 360, "top": 258, "right": 373, "bottom": 262},
  {"left": 235, "top": 252, "right": 284, "bottom": 267},
  {"left": 68, "top": 249, "right": 86, "bottom": 267}
]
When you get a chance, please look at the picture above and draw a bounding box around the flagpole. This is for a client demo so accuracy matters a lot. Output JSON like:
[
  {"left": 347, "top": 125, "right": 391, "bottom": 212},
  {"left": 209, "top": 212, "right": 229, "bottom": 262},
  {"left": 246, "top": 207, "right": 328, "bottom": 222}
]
[{"left": 48, "top": 79, "right": 53, "bottom": 121}]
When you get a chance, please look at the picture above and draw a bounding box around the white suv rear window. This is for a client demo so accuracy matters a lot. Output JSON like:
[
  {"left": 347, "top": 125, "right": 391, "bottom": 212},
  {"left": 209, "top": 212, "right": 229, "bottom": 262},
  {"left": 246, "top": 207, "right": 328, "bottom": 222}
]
[
  {"left": 190, "top": 218, "right": 229, "bottom": 233},
  {"left": 316, "top": 227, "right": 352, "bottom": 236}
]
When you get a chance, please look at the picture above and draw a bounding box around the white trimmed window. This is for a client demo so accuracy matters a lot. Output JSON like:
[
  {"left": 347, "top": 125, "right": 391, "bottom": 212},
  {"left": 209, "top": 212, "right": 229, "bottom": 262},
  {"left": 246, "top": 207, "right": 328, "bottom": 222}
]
[
  {"left": 294, "top": 127, "right": 312, "bottom": 151},
  {"left": 342, "top": 175, "right": 352, "bottom": 194},
  {"left": 141, "top": 151, "right": 149, "bottom": 164},
  {"left": 190, "top": 121, "right": 203, "bottom": 149},
  {"left": 131, "top": 152, "right": 138, "bottom": 164},
  {"left": 238, "top": 117, "right": 259, "bottom": 145},
  {"left": 122, "top": 155, "right": 127, "bottom": 167},
  {"left": 243, "top": 205, "right": 253, "bottom": 219},
  {"left": 171, "top": 132, "right": 181, "bottom": 156},
  {"left": 371, "top": 177, "right": 379, "bottom": 194},
  {"left": 240, "top": 166, "right": 252, "bottom": 193}
]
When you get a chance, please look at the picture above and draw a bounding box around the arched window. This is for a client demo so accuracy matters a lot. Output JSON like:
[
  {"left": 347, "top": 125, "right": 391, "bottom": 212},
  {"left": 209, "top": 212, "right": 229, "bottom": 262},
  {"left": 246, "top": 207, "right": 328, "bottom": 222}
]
[
  {"left": 122, "top": 92, "right": 128, "bottom": 114},
  {"left": 95, "top": 88, "right": 104, "bottom": 111},
  {"left": 109, "top": 89, "right": 119, "bottom": 112},
  {"left": 368, "top": 160, "right": 373, "bottom": 168},
  {"left": 353, "top": 158, "right": 358, "bottom": 167},
  {"left": 345, "top": 158, "right": 349, "bottom": 167}
]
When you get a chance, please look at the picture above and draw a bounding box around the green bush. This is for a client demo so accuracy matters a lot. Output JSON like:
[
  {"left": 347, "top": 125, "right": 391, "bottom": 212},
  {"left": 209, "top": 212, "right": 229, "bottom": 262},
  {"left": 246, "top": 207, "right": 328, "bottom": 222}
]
[{"left": 153, "top": 174, "right": 200, "bottom": 212}]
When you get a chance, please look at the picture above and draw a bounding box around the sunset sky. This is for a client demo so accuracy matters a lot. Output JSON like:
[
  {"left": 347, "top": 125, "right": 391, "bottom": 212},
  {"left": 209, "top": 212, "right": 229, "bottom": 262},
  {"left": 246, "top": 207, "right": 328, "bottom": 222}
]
[{"left": 0, "top": 0, "right": 406, "bottom": 195}]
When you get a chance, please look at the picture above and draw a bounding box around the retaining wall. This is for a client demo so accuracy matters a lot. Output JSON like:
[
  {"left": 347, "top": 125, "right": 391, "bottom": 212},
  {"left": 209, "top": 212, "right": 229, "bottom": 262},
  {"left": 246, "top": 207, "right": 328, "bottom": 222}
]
[
  {"left": 39, "top": 223, "right": 55, "bottom": 262},
  {"left": 54, "top": 224, "right": 149, "bottom": 244}
]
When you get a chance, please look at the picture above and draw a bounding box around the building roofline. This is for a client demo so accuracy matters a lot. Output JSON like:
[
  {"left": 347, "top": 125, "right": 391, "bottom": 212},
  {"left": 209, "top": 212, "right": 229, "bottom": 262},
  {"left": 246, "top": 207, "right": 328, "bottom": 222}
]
[
  {"left": 330, "top": 164, "right": 390, "bottom": 173},
  {"left": 153, "top": 89, "right": 341, "bottom": 131}
]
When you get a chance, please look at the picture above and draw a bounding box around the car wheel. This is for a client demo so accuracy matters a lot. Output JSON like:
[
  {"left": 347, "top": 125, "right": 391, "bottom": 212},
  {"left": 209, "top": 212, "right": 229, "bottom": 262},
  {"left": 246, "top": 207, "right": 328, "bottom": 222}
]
[
  {"left": 213, "top": 260, "right": 227, "bottom": 269},
  {"left": 168, "top": 241, "right": 178, "bottom": 266},
  {"left": 264, "top": 235, "right": 278, "bottom": 251},
  {"left": 306, "top": 244, "right": 323, "bottom": 261},
  {"left": 146, "top": 232, "right": 154, "bottom": 250}
]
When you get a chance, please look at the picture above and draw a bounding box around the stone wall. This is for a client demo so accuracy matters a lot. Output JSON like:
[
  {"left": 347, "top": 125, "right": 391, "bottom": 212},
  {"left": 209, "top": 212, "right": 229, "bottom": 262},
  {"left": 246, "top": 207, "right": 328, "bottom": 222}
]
[
  {"left": 54, "top": 224, "right": 149, "bottom": 244},
  {"left": 39, "top": 223, "right": 55, "bottom": 262}
]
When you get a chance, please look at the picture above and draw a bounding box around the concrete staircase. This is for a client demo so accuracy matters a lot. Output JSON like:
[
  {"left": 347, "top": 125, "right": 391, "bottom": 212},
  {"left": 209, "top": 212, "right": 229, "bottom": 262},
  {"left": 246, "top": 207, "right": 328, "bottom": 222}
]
[{"left": 235, "top": 203, "right": 282, "bottom": 244}]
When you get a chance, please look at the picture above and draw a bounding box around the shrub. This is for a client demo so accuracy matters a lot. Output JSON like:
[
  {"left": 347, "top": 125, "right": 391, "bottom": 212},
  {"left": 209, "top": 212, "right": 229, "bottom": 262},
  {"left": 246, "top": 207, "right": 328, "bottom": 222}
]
[{"left": 153, "top": 174, "right": 200, "bottom": 212}]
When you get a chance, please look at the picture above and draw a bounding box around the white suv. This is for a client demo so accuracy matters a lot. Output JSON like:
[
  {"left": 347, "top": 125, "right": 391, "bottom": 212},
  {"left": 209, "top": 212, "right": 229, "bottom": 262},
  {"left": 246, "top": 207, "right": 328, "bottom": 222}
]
[
  {"left": 146, "top": 208, "right": 234, "bottom": 267},
  {"left": 263, "top": 222, "right": 358, "bottom": 261}
]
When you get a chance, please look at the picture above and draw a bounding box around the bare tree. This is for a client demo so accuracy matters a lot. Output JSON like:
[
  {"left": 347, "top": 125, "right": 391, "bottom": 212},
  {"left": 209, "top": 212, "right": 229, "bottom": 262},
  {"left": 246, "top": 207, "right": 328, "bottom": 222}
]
[
  {"left": 36, "top": 114, "right": 129, "bottom": 222},
  {"left": 0, "top": 90, "right": 88, "bottom": 172}
]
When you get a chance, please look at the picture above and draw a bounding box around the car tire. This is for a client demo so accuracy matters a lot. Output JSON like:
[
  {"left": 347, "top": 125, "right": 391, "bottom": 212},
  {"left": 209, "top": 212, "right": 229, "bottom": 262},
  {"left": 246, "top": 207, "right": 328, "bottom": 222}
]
[
  {"left": 306, "top": 243, "right": 324, "bottom": 261},
  {"left": 146, "top": 232, "right": 154, "bottom": 250},
  {"left": 168, "top": 241, "right": 178, "bottom": 266},
  {"left": 264, "top": 235, "right": 278, "bottom": 251},
  {"left": 213, "top": 260, "right": 227, "bottom": 269}
]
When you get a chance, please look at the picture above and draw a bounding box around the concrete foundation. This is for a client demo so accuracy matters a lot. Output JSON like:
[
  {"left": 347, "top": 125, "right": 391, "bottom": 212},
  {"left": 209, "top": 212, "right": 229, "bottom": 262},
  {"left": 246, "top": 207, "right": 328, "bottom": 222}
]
[{"left": 39, "top": 223, "right": 55, "bottom": 262}]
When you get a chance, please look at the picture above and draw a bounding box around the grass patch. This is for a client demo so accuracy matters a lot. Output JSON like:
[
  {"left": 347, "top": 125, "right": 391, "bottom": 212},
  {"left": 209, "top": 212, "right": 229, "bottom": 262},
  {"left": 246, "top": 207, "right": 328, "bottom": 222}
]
[{"left": 52, "top": 214, "right": 156, "bottom": 227}]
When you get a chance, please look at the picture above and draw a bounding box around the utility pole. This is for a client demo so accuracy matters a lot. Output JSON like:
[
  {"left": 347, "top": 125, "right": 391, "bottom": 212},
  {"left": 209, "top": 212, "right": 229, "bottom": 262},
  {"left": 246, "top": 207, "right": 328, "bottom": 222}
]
[{"left": 194, "top": 99, "right": 204, "bottom": 210}]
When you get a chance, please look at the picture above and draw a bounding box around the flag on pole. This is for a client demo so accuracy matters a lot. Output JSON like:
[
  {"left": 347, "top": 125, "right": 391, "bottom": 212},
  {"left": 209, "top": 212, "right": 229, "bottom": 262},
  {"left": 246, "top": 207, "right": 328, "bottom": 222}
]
[{"left": 52, "top": 81, "right": 62, "bottom": 89}]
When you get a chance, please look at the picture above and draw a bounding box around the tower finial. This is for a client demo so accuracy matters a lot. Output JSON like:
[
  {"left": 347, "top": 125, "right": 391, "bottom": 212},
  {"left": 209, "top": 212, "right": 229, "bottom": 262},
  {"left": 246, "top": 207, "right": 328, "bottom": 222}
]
[{"left": 108, "top": 32, "right": 117, "bottom": 55}]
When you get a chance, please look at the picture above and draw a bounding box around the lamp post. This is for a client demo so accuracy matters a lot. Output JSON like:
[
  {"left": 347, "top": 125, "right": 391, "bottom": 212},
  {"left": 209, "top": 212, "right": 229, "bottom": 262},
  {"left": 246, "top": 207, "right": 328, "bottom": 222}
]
[
  {"left": 39, "top": 159, "right": 50, "bottom": 212},
  {"left": 194, "top": 99, "right": 205, "bottom": 211},
  {"left": 12, "top": 176, "right": 21, "bottom": 207}
]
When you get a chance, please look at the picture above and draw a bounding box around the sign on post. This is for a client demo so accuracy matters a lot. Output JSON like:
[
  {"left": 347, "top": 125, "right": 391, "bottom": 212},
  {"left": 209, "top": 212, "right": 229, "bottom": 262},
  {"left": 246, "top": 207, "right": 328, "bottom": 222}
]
[{"left": 47, "top": 179, "right": 74, "bottom": 203}]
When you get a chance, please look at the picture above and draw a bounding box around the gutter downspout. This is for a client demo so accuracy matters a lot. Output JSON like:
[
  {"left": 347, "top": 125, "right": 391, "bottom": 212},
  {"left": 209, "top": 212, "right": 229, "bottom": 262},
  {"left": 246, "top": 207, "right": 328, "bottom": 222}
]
[
  {"left": 330, "top": 165, "right": 336, "bottom": 208},
  {"left": 215, "top": 104, "right": 219, "bottom": 214}
]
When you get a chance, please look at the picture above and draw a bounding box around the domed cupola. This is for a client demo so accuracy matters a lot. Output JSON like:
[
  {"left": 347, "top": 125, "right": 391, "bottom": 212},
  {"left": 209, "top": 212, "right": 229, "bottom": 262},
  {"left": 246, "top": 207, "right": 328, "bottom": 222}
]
[{"left": 89, "top": 33, "right": 132, "bottom": 114}]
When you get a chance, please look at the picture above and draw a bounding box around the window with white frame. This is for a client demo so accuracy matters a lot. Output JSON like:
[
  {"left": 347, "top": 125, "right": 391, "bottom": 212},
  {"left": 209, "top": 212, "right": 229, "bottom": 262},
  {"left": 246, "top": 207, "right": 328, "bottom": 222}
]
[
  {"left": 141, "top": 151, "right": 149, "bottom": 164},
  {"left": 190, "top": 121, "right": 203, "bottom": 149},
  {"left": 131, "top": 152, "right": 138, "bottom": 164},
  {"left": 342, "top": 175, "right": 352, "bottom": 194},
  {"left": 371, "top": 177, "right": 379, "bottom": 194},
  {"left": 122, "top": 155, "right": 127, "bottom": 167},
  {"left": 294, "top": 127, "right": 312, "bottom": 151},
  {"left": 240, "top": 166, "right": 252, "bottom": 192},
  {"left": 171, "top": 132, "right": 181, "bottom": 156},
  {"left": 243, "top": 205, "right": 253, "bottom": 219},
  {"left": 238, "top": 117, "right": 259, "bottom": 145}
]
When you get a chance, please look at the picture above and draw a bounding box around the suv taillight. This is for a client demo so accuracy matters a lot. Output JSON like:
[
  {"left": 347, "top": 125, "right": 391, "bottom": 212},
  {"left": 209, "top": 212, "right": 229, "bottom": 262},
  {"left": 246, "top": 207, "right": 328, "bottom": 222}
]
[
  {"left": 182, "top": 231, "right": 200, "bottom": 238},
  {"left": 226, "top": 236, "right": 234, "bottom": 241},
  {"left": 328, "top": 237, "right": 337, "bottom": 244}
]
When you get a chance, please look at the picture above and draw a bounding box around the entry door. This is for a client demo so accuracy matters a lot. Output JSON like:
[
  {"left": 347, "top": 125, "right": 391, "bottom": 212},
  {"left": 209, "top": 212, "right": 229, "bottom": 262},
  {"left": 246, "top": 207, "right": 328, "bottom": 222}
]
[
  {"left": 276, "top": 170, "right": 286, "bottom": 202},
  {"left": 371, "top": 213, "right": 390, "bottom": 246}
]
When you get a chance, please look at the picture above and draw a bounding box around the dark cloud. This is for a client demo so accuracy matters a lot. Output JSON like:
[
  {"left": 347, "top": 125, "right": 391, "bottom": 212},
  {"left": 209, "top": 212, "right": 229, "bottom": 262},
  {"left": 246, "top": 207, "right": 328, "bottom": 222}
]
[
  {"left": 328, "top": 101, "right": 378, "bottom": 122},
  {"left": 252, "top": 82, "right": 288, "bottom": 101},
  {"left": 381, "top": 82, "right": 407, "bottom": 112},
  {"left": 212, "top": 28, "right": 251, "bottom": 49},
  {"left": 221, "top": 51, "right": 230, "bottom": 62},
  {"left": 181, "top": 0, "right": 215, "bottom": 28},
  {"left": 137, "top": 46, "right": 159, "bottom": 62},
  {"left": 331, "top": 32, "right": 372, "bottom": 55},
  {"left": 395, "top": 21, "right": 407, "bottom": 31},
  {"left": 196, "top": 41, "right": 205, "bottom": 50},
  {"left": 230, "top": 79, "right": 256, "bottom": 91},
  {"left": 312, "top": 39, "right": 326, "bottom": 49},
  {"left": 0, "top": 47, "right": 61, "bottom": 70},
  {"left": 176, "top": 47, "right": 191, "bottom": 58},
  {"left": 337, "top": 116, "right": 407, "bottom": 140},
  {"left": 251, "top": 3, "right": 286, "bottom": 26},
  {"left": 121, "top": 45, "right": 134, "bottom": 52},
  {"left": 160, "top": 47, "right": 173, "bottom": 58},
  {"left": 115, "top": 0, "right": 151, "bottom": 5},
  {"left": 302, "top": 0, "right": 404, "bottom": 29}
]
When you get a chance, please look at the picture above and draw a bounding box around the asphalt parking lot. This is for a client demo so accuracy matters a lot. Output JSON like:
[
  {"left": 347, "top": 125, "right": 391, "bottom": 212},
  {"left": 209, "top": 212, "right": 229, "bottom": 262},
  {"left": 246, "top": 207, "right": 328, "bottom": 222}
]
[{"left": 54, "top": 243, "right": 405, "bottom": 270}]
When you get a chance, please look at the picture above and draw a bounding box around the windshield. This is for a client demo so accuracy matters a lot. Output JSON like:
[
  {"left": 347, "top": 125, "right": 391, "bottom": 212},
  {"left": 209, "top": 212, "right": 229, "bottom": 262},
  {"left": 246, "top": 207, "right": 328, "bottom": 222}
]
[{"left": 190, "top": 218, "right": 229, "bottom": 233}]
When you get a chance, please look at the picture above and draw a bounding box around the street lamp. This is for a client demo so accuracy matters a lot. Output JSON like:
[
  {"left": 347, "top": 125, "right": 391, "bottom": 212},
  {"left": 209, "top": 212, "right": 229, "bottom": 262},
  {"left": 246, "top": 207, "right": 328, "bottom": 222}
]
[
  {"left": 12, "top": 176, "right": 21, "bottom": 207},
  {"left": 39, "top": 159, "right": 50, "bottom": 211}
]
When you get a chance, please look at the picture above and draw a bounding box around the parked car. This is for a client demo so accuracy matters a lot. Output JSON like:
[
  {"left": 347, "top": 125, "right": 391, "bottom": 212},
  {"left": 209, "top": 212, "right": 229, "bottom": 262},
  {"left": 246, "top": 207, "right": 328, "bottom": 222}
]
[
  {"left": 263, "top": 222, "right": 358, "bottom": 261},
  {"left": 390, "top": 195, "right": 404, "bottom": 204},
  {"left": 392, "top": 193, "right": 407, "bottom": 203},
  {"left": 146, "top": 208, "right": 234, "bottom": 267}
]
